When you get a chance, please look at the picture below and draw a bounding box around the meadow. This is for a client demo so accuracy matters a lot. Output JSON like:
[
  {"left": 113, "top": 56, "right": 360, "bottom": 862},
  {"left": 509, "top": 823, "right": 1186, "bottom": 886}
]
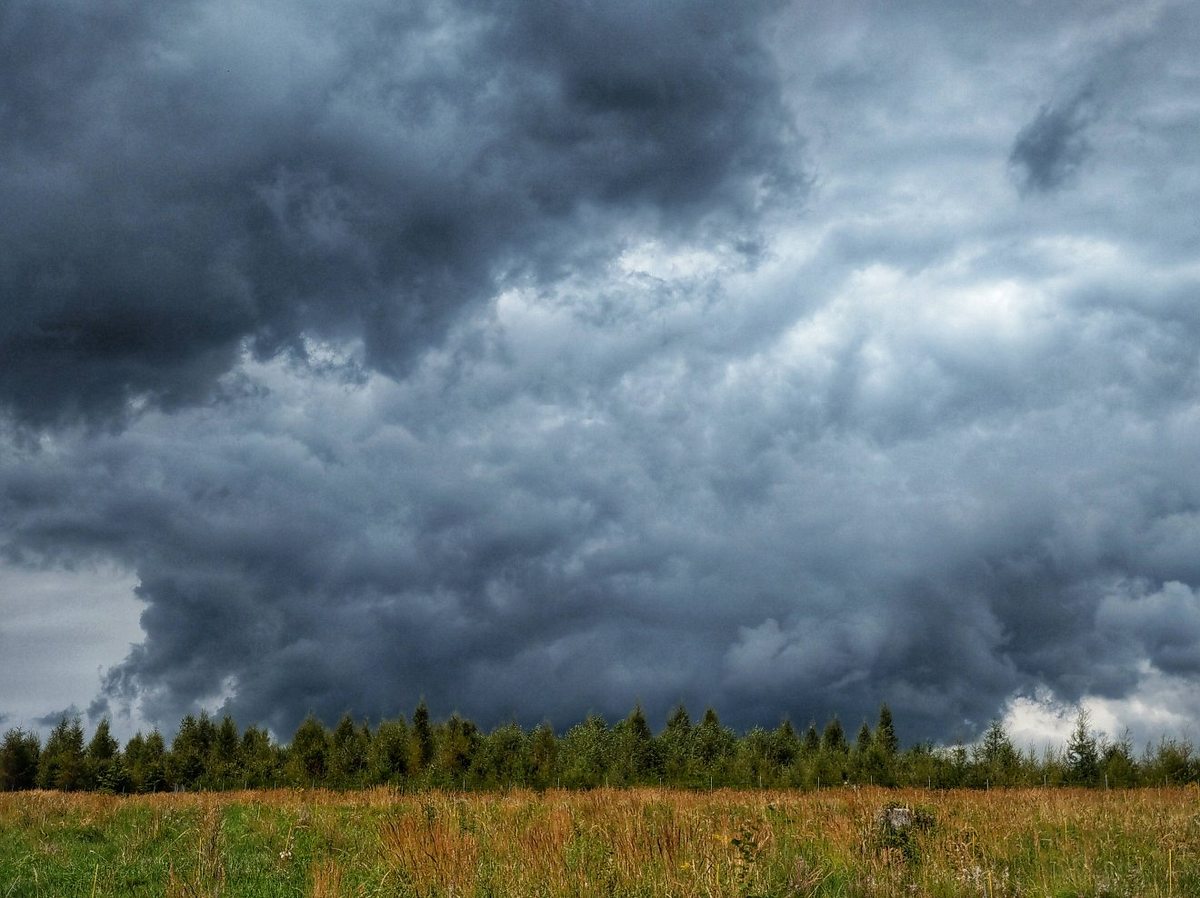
[{"left": 0, "top": 786, "right": 1196, "bottom": 898}]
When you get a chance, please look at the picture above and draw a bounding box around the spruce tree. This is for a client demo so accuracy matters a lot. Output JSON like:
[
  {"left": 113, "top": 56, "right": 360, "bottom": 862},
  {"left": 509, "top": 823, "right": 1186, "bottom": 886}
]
[
  {"left": 85, "top": 718, "right": 120, "bottom": 791},
  {"left": 694, "top": 707, "right": 735, "bottom": 777},
  {"left": 38, "top": 716, "right": 85, "bottom": 790},
  {"left": 660, "top": 705, "right": 693, "bottom": 783},
  {"left": 529, "top": 722, "right": 558, "bottom": 787},
  {"left": 767, "top": 719, "right": 798, "bottom": 768},
  {"left": 0, "top": 729, "right": 41, "bottom": 791},
  {"left": 169, "top": 714, "right": 212, "bottom": 789},
  {"left": 1066, "top": 709, "right": 1100, "bottom": 786},
  {"left": 855, "top": 721, "right": 873, "bottom": 755},
  {"left": 287, "top": 714, "right": 330, "bottom": 786},
  {"left": 240, "top": 726, "right": 279, "bottom": 789},
  {"left": 802, "top": 723, "right": 821, "bottom": 754},
  {"left": 434, "top": 714, "right": 478, "bottom": 783},
  {"left": 209, "top": 715, "right": 242, "bottom": 789},
  {"left": 875, "top": 704, "right": 899, "bottom": 756},
  {"left": 410, "top": 700, "right": 434, "bottom": 774},
  {"left": 329, "top": 714, "right": 369, "bottom": 787},
  {"left": 613, "top": 704, "right": 659, "bottom": 784},
  {"left": 821, "top": 716, "right": 847, "bottom": 754},
  {"left": 368, "top": 718, "right": 410, "bottom": 784},
  {"left": 141, "top": 730, "right": 168, "bottom": 792}
]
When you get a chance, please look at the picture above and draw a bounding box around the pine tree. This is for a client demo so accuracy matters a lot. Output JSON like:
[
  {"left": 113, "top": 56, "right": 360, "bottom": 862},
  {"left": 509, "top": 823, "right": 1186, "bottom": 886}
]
[
  {"left": 434, "top": 714, "right": 479, "bottom": 784},
  {"left": 209, "top": 715, "right": 243, "bottom": 789},
  {"left": 855, "top": 721, "right": 873, "bottom": 755},
  {"left": 529, "top": 722, "right": 558, "bottom": 787},
  {"left": 821, "top": 716, "right": 847, "bottom": 754},
  {"left": 473, "top": 722, "right": 529, "bottom": 787},
  {"left": 287, "top": 714, "right": 330, "bottom": 786},
  {"left": 875, "top": 704, "right": 899, "bottom": 756},
  {"left": 38, "top": 716, "right": 85, "bottom": 790},
  {"left": 802, "top": 723, "right": 821, "bottom": 754},
  {"left": 613, "top": 704, "right": 659, "bottom": 784},
  {"left": 368, "top": 718, "right": 410, "bottom": 784},
  {"left": 240, "top": 726, "right": 279, "bottom": 788},
  {"left": 410, "top": 700, "right": 434, "bottom": 775},
  {"left": 767, "top": 719, "right": 799, "bottom": 768},
  {"left": 660, "top": 705, "right": 693, "bottom": 783},
  {"left": 1100, "top": 728, "right": 1137, "bottom": 788},
  {"left": 560, "top": 714, "right": 610, "bottom": 787},
  {"left": 328, "top": 714, "right": 369, "bottom": 787},
  {"left": 0, "top": 729, "right": 41, "bottom": 791},
  {"left": 140, "top": 730, "right": 168, "bottom": 792},
  {"left": 1066, "top": 709, "right": 1100, "bottom": 786},
  {"left": 169, "top": 713, "right": 214, "bottom": 790},
  {"left": 975, "top": 719, "right": 1019, "bottom": 786},
  {"left": 694, "top": 707, "right": 735, "bottom": 779},
  {"left": 85, "top": 718, "right": 120, "bottom": 791}
]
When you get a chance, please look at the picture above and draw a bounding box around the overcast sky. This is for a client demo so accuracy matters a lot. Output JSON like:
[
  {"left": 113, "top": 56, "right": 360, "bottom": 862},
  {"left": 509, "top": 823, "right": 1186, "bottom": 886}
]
[{"left": 2, "top": 0, "right": 1199, "bottom": 748}]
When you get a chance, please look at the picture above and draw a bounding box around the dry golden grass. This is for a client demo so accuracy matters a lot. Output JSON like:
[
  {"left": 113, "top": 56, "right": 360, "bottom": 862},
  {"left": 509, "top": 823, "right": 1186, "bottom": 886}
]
[{"left": 0, "top": 786, "right": 1196, "bottom": 896}]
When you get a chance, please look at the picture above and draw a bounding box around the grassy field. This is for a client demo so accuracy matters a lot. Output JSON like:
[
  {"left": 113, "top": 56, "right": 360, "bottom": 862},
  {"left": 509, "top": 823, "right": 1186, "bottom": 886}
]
[{"left": 0, "top": 786, "right": 1196, "bottom": 897}]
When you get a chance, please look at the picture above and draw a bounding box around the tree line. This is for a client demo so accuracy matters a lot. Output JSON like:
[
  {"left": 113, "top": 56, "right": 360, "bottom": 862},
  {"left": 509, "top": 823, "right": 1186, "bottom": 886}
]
[{"left": 1, "top": 702, "right": 1195, "bottom": 793}]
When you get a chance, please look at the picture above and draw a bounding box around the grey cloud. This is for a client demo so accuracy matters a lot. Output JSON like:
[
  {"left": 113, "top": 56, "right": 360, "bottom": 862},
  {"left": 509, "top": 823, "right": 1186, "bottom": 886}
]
[
  {"left": 0, "top": 0, "right": 798, "bottom": 427},
  {"left": 1009, "top": 85, "right": 1099, "bottom": 193},
  {"left": 1098, "top": 582, "right": 1200, "bottom": 677},
  {"left": 34, "top": 706, "right": 82, "bottom": 728},
  {"left": 4, "top": 1, "right": 1200, "bottom": 746}
]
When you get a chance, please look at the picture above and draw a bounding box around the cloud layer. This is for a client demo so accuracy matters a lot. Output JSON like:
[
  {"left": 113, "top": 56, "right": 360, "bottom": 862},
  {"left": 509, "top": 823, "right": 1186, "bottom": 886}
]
[
  {"left": 2, "top": 0, "right": 1200, "bottom": 745},
  {"left": 1, "top": 0, "right": 797, "bottom": 424}
]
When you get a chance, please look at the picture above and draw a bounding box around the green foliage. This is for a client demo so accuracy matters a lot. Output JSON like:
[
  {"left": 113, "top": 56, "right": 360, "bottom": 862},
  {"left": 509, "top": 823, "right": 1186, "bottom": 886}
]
[
  {"left": 328, "top": 714, "right": 369, "bottom": 788},
  {"left": 286, "top": 713, "right": 329, "bottom": 786},
  {"left": 1065, "top": 709, "right": 1100, "bottom": 786},
  {"left": 469, "top": 722, "right": 529, "bottom": 787},
  {"left": 169, "top": 712, "right": 216, "bottom": 790},
  {"left": 611, "top": 704, "right": 661, "bottom": 785},
  {"left": 802, "top": 722, "right": 821, "bottom": 754},
  {"left": 38, "top": 716, "right": 86, "bottom": 790},
  {"left": 0, "top": 728, "right": 41, "bottom": 790},
  {"left": 855, "top": 721, "right": 873, "bottom": 754},
  {"left": 822, "top": 716, "right": 847, "bottom": 754},
  {"left": 16, "top": 699, "right": 1200, "bottom": 795},
  {"left": 529, "top": 722, "right": 558, "bottom": 787},
  {"left": 659, "top": 704, "right": 693, "bottom": 782},
  {"left": 368, "top": 718, "right": 410, "bottom": 784},
  {"left": 560, "top": 714, "right": 611, "bottom": 787},
  {"left": 131, "top": 730, "right": 168, "bottom": 792},
  {"left": 875, "top": 703, "right": 899, "bottom": 756},
  {"left": 973, "top": 718, "right": 1021, "bottom": 787},
  {"left": 240, "top": 725, "right": 281, "bottom": 788},
  {"left": 410, "top": 699, "right": 434, "bottom": 776},
  {"left": 693, "top": 707, "right": 736, "bottom": 779},
  {"left": 433, "top": 713, "right": 479, "bottom": 783},
  {"left": 206, "top": 714, "right": 243, "bottom": 789}
]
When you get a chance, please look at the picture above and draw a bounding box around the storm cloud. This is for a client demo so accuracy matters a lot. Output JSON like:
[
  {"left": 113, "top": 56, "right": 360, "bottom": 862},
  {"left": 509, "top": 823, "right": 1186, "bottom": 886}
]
[
  {"left": 0, "top": 0, "right": 797, "bottom": 425},
  {"left": 3, "top": 0, "right": 1200, "bottom": 746},
  {"left": 1009, "top": 85, "right": 1099, "bottom": 194}
]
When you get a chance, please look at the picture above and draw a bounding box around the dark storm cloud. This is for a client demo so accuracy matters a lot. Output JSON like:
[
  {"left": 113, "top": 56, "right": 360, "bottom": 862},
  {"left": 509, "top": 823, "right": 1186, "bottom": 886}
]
[
  {"left": 4, "top": 1, "right": 1200, "bottom": 747},
  {"left": 1009, "top": 85, "right": 1099, "bottom": 193},
  {"left": 0, "top": 0, "right": 797, "bottom": 426}
]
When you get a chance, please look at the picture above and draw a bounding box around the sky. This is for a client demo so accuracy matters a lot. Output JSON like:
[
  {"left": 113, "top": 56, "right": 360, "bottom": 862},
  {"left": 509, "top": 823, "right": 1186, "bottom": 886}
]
[{"left": 2, "top": 0, "right": 1199, "bottom": 749}]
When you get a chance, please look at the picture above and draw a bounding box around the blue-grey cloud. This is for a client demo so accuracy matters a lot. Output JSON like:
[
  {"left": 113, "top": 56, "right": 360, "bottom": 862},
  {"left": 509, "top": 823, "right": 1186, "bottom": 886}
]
[
  {"left": 0, "top": 0, "right": 798, "bottom": 427},
  {"left": 1009, "top": 85, "right": 1099, "bottom": 193},
  {"left": 3, "top": 0, "right": 1200, "bottom": 747}
]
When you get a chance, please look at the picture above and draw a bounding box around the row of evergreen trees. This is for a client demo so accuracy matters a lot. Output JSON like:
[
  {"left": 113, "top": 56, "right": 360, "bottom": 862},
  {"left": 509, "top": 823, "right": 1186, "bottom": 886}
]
[{"left": 1, "top": 703, "right": 1195, "bottom": 793}]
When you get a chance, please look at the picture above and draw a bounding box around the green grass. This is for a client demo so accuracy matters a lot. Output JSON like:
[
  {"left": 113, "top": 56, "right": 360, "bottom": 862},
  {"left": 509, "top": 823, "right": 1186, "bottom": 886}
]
[{"left": 0, "top": 786, "right": 1196, "bottom": 897}]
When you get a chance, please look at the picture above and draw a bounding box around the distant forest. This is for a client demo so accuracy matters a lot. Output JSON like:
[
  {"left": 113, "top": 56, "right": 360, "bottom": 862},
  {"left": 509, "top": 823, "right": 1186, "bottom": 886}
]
[{"left": 2, "top": 702, "right": 1196, "bottom": 793}]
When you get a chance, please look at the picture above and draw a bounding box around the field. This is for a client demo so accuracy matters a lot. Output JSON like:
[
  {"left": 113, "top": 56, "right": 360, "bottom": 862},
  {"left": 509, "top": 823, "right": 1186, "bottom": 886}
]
[{"left": 0, "top": 787, "right": 1196, "bottom": 897}]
